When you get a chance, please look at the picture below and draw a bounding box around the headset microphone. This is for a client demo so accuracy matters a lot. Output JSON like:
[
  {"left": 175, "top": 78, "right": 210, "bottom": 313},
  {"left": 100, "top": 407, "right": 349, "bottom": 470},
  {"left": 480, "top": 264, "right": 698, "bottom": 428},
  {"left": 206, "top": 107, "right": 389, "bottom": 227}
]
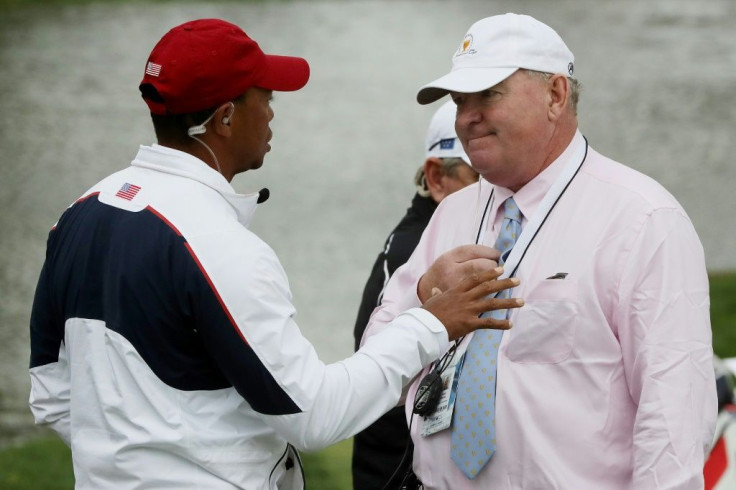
[
  {"left": 187, "top": 110, "right": 220, "bottom": 172},
  {"left": 187, "top": 110, "right": 217, "bottom": 137},
  {"left": 187, "top": 124, "right": 207, "bottom": 137},
  {"left": 257, "top": 188, "right": 270, "bottom": 204}
]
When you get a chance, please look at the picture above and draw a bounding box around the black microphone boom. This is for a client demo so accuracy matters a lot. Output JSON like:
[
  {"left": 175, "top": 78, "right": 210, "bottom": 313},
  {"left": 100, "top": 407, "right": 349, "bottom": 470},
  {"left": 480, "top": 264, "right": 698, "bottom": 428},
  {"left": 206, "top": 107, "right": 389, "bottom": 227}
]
[{"left": 257, "top": 188, "right": 270, "bottom": 204}]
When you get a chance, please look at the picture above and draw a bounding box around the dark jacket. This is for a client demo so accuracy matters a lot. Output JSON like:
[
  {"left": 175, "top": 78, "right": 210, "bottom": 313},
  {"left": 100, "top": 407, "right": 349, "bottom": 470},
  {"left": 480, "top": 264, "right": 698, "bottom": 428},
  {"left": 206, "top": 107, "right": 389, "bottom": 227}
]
[{"left": 352, "top": 193, "right": 437, "bottom": 490}]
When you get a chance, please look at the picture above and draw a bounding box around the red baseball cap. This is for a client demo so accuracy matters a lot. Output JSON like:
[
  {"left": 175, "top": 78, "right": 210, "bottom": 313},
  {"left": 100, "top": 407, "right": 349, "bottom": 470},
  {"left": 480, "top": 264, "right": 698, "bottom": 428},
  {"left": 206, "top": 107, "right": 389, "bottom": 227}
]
[{"left": 139, "top": 19, "right": 310, "bottom": 115}]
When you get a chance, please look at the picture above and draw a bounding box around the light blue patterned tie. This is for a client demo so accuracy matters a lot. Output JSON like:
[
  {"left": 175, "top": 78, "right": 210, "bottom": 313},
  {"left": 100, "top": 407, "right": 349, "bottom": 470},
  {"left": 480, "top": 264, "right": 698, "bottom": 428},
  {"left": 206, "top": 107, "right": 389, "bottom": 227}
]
[{"left": 450, "top": 197, "right": 522, "bottom": 479}]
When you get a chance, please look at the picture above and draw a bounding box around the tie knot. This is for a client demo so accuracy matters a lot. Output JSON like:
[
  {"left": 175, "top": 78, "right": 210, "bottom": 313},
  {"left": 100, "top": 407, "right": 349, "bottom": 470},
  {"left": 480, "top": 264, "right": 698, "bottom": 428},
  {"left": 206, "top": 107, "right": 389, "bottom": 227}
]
[
  {"left": 494, "top": 197, "right": 523, "bottom": 264},
  {"left": 503, "top": 197, "right": 522, "bottom": 223}
]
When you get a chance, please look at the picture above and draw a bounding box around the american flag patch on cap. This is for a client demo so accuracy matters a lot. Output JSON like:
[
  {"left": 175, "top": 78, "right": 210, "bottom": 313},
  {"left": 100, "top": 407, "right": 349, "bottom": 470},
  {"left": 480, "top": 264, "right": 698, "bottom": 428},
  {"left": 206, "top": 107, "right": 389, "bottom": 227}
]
[
  {"left": 145, "top": 62, "right": 162, "bottom": 77},
  {"left": 116, "top": 183, "right": 141, "bottom": 201}
]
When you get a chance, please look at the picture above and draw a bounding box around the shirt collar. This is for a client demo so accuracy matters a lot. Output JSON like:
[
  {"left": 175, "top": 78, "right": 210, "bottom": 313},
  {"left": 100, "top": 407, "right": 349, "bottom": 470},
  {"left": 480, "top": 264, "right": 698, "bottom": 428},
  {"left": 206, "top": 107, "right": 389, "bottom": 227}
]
[
  {"left": 131, "top": 144, "right": 262, "bottom": 228},
  {"left": 490, "top": 130, "right": 585, "bottom": 226}
]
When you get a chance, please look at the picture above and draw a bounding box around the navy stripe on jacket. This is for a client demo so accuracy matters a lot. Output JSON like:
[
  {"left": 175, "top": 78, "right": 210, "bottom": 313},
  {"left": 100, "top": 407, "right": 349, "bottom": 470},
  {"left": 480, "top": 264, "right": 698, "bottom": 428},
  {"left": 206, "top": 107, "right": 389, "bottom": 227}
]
[{"left": 30, "top": 195, "right": 300, "bottom": 415}]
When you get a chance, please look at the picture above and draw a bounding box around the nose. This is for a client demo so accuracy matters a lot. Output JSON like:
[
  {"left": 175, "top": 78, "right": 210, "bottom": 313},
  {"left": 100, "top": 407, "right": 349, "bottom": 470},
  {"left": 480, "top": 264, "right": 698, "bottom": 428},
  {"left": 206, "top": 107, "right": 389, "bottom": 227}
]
[
  {"left": 454, "top": 99, "right": 480, "bottom": 139},
  {"left": 455, "top": 98, "right": 481, "bottom": 129}
]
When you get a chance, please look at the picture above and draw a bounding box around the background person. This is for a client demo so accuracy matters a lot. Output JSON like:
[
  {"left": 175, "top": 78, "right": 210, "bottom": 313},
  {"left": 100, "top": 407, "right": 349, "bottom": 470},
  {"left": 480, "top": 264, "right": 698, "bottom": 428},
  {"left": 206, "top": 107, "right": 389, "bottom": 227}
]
[
  {"left": 364, "top": 13, "right": 717, "bottom": 489},
  {"left": 352, "top": 100, "right": 479, "bottom": 490},
  {"left": 27, "top": 18, "right": 522, "bottom": 489}
]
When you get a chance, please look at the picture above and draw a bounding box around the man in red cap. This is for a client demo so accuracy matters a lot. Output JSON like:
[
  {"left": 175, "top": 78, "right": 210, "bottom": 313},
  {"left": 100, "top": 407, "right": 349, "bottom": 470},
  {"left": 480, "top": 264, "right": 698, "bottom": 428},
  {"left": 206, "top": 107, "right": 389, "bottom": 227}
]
[{"left": 27, "top": 19, "right": 521, "bottom": 489}]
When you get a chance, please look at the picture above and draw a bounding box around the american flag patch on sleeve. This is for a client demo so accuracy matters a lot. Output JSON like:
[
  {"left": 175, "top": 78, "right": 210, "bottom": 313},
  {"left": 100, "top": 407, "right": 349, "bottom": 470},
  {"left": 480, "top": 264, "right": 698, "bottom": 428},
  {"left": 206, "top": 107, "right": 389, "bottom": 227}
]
[{"left": 116, "top": 183, "right": 142, "bottom": 201}]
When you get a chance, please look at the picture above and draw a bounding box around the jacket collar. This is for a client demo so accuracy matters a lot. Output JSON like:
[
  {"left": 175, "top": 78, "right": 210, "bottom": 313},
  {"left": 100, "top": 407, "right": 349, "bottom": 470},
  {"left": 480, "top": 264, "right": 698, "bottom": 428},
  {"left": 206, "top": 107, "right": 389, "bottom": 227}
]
[
  {"left": 410, "top": 193, "right": 439, "bottom": 221},
  {"left": 132, "top": 144, "right": 261, "bottom": 228}
]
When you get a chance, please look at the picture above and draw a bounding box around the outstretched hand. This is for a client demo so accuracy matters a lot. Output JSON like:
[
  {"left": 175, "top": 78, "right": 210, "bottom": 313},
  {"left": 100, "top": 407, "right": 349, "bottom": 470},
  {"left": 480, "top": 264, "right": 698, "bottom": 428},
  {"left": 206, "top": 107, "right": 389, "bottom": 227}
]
[{"left": 421, "top": 266, "right": 523, "bottom": 341}]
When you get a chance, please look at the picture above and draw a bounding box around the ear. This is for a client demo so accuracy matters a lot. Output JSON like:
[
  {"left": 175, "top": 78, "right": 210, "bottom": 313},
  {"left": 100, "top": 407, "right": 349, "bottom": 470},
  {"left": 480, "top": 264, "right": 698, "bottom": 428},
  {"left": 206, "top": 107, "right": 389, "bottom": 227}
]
[
  {"left": 212, "top": 102, "right": 235, "bottom": 136},
  {"left": 424, "top": 157, "right": 449, "bottom": 203},
  {"left": 547, "top": 74, "right": 569, "bottom": 121}
]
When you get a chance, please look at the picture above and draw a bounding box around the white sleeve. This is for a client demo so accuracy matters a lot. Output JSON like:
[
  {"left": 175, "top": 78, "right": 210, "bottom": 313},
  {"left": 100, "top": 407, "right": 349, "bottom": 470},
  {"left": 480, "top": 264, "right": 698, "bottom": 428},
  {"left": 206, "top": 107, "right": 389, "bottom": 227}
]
[
  {"left": 265, "top": 308, "right": 448, "bottom": 451},
  {"left": 190, "top": 231, "right": 449, "bottom": 451},
  {"left": 29, "top": 342, "right": 71, "bottom": 446}
]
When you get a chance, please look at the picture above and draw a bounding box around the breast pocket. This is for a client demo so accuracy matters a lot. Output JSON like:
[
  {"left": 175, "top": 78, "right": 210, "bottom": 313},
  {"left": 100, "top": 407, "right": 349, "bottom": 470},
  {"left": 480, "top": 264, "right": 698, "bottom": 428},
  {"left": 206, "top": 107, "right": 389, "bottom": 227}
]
[{"left": 505, "top": 278, "right": 578, "bottom": 364}]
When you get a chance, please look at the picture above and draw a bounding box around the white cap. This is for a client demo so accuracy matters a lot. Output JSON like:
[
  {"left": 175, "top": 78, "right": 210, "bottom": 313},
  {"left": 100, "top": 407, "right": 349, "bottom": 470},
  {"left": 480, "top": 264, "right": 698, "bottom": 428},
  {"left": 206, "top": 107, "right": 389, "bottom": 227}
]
[
  {"left": 417, "top": 13, "right": 574, "bottom": 105},
  {"left": 424, "top": 100, "right": 469, "bottom": 162}
]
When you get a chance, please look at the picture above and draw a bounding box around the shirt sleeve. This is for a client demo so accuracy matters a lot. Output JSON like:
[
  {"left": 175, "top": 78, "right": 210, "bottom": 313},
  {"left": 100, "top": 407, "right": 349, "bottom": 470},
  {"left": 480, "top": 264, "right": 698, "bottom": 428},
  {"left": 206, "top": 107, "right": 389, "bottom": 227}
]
[
  {"left": 28, "top": 241, "right": 72, "bottom": 446},
  {"left": 615, "top": 207, "right": 717, "bottom": 489},
  {"left": 186, "top": 230, "right": 449, "bottom": 452},
  {"left": 263, "top": 308, "right": 448, "bottom": 451},
  {"left": 29, "top": 343, "right": 71, "bottom": 446}
]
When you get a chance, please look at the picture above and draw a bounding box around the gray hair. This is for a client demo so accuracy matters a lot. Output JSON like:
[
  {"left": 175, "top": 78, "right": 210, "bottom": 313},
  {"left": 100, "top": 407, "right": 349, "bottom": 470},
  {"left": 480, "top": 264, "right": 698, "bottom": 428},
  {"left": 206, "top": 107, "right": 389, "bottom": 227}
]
[
  {"left": 415, "top": 157, "right": 468, "bottom": 197},
  {"left": 523, "top": 69, "right": 581, "bottom": 114}
]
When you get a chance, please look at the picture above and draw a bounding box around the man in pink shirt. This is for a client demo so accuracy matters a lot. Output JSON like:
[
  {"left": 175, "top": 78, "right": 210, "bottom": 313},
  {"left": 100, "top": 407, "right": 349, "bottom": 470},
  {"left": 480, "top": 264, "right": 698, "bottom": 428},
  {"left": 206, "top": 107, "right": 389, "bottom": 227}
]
[{"left": 363, "top": 13, "right": 717, "bottom": 489}]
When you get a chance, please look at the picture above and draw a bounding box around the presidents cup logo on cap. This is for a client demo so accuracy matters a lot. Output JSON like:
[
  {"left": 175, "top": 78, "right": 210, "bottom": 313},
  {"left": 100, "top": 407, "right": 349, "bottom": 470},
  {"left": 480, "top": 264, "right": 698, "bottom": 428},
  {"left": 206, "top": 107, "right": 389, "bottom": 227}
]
[{"left": 456, "top": 34, "right": 476, "bottom": 57}]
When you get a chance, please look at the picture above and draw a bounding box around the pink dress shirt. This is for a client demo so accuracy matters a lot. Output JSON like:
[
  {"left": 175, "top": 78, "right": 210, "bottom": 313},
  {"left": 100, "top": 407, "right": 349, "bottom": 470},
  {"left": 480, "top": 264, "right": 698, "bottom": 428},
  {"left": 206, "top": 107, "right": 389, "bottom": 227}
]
[{"left": 363, "top": 131, "right": 717, "bottom": 489}]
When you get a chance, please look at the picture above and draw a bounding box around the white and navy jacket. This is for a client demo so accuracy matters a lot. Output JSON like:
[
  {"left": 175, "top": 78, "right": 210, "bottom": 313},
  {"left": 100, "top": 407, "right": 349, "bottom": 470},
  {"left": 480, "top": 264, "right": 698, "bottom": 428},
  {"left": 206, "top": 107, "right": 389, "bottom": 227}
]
[{"left": 29, "top": 144, "right": 449, "bottom": 489}]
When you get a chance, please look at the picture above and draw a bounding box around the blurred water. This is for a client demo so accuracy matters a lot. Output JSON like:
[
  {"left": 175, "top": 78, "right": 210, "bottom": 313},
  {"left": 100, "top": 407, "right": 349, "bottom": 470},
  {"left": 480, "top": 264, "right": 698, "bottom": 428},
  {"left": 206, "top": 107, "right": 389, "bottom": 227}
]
[{"left": 1, "top": 0, "right": 735, "bottom": 440}]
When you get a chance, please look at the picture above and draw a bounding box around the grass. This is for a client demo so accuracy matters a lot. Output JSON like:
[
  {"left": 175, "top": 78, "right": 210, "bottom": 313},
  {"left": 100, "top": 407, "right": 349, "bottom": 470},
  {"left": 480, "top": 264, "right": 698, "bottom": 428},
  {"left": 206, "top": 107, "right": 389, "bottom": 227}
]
[
  {"left": 1, "top": 273, "right": 734, "bottom": 489},
  {"left": 710, "top": 272, "right": 736, "bottom": 358},
  {"left": 301, "top": 439, "right": 353, "bottom": 490},
  {"left": 0, "top": 436, "right": 75, "bottom": 490},
  {"left": 0, "top": 436, "right": 352, "bottom": 489}
]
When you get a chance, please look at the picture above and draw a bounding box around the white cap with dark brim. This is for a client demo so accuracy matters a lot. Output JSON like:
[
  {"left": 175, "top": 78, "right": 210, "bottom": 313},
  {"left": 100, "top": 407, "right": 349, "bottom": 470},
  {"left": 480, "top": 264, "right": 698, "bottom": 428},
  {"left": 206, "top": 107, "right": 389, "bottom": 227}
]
[
  {"left": 417, "top": 13, "right": 574, "bottom": 105},
  {"left": 424, "top": 99, "right": 470, "bottom": 163}
]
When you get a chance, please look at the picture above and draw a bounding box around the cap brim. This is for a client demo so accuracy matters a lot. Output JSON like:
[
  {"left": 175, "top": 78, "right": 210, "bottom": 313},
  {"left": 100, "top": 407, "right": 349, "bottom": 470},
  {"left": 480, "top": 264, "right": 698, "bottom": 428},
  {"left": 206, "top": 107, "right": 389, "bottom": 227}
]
[
  {"left": 257, "top": 54, "right": 310, "bottom": 92},
  {"left": 416, "top": 66, "right": 518, "bottom": 105}
]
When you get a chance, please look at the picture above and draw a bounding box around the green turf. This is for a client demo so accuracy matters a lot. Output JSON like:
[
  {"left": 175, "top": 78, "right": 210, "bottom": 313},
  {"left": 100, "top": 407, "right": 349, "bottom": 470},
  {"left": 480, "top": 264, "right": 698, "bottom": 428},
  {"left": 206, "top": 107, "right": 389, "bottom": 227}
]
[
  {"left": 0, "top": 436, "right": 352, "bottom": 489},
  {"left": 710, "top": 272, "right": 736, "bottom": 358},
  {"left": 0, "top": 436, "right": 74, "bottom": 490},
  {"left": 301, "top": 439, "right": 353, "bottom": 489}
]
